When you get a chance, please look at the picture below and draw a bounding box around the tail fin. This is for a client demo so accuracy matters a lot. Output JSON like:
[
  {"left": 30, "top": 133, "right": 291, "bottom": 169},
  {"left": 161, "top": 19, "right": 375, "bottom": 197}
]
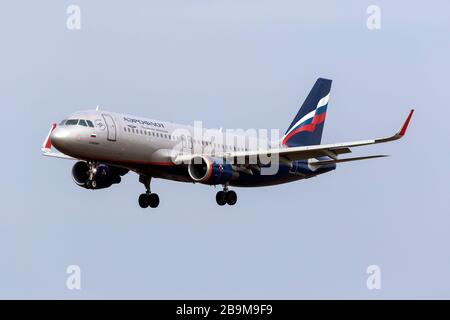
[{"left": 282, "top": 78, "right": 332, "bottom": 147}]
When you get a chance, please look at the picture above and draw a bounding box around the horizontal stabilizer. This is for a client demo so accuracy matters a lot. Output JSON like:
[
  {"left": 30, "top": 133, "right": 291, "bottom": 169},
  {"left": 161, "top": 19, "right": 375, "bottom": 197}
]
[{"left": 310, "top": 155, "right": 388, "bottom": 166}]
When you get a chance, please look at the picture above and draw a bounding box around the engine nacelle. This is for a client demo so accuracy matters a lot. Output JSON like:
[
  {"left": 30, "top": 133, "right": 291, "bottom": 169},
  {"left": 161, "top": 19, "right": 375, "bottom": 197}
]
[
  {"left": 72, "top": 161, "right": 127, "bottom": 189},
  {"left": 188, "top": 156, "right": 237, "bottom": 185}
]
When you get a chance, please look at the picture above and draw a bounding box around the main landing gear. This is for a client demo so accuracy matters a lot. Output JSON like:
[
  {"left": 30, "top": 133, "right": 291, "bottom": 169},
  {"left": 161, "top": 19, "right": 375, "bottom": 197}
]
[
  {"left": 216, "top": 185, "right": 237, "bottom": 206},
  {"left": 138, "top": 175, "right": 160, "bottom": 209}
]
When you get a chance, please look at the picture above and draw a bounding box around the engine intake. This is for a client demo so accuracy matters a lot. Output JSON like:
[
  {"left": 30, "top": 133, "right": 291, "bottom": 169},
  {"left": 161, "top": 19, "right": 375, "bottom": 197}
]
[
  {"left": 72, "top": 161, "right": 90, "bottom": 186},
  {"left": 188, "top": 156, "right": 237, "bottom": 185},
  {"left": 72, "top": 161, "right": 127, "bottom": 189}
]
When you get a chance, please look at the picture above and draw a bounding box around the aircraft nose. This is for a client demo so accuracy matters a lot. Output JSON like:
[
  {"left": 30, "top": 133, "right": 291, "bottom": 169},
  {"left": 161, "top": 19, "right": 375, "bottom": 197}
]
[{"left": 50, "top": 127, "right": 71, "bottom": 151}]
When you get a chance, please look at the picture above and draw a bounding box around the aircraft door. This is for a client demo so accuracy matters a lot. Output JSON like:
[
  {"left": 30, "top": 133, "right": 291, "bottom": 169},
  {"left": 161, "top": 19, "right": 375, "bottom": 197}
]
[{"left": 102, "top": 114, "right": 117, "bottom": 141}]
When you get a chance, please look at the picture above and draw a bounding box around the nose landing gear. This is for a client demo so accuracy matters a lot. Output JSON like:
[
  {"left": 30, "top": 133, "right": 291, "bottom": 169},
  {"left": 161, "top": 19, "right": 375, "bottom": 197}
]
[
  {"left": 85, "top": 162, "right": 97, "bottom": 189},
  {"left": 138, "top": 175, "right": 160, "bottom": 209},
  {"left": 216, "top": 185, "right": 237, "bottom": 206}
]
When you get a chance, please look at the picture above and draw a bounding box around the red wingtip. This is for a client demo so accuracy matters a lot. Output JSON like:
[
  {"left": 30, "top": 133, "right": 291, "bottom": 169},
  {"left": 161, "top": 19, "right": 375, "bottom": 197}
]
[
  {"left": 42, "top": 123, "right": 57, "bottom": 150},
  {"left": 398, "top": 109, "right": 414, "bottom": 136}
]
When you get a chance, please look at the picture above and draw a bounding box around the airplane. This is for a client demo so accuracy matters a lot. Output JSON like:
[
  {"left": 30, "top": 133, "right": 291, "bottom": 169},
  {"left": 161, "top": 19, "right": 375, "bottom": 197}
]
[{"left": 41, "top": 78, "right": 414, "bottom": 209}]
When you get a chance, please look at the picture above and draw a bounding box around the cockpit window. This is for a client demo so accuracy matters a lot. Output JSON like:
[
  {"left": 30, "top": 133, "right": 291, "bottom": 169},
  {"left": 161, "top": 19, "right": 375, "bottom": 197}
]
[
  {"left": 65, "top": 119, "right": 79, "bottom": 125},
  {"left": 60, "top": 118, "right": 94, "bottom": 127}
]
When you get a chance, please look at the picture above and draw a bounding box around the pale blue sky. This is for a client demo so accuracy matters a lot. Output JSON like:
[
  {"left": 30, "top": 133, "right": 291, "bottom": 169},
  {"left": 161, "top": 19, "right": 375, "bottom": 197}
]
[{"left": 0, "top": 0, "right": 449, "bottom": 299}]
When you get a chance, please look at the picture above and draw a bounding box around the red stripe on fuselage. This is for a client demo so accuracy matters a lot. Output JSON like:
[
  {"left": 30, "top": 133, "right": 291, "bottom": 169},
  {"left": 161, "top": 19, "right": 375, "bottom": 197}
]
[{"left": 73, "top": 155, "right": 176, "bottom": 167}]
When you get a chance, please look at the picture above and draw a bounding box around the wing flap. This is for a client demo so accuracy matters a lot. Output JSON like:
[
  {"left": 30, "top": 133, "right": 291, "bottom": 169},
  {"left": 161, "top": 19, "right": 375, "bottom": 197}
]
[{"left": 309, "top": 154, "right": 388, "bottom": 166}]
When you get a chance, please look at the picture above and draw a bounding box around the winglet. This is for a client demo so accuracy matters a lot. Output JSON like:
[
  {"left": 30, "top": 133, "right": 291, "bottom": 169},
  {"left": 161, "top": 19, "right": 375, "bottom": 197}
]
[
  {"left": 398, "top": 109, "right": 414, "bottom": 137},
  {"left": 374, "top": 109, "right": 414, "bottom": 143},
  {"left": 41, "top": 123, "right": 57, "bottom": 151}
]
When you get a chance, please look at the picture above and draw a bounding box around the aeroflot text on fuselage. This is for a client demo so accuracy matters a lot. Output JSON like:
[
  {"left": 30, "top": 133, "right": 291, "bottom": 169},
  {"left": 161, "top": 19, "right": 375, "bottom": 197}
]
[{"left": 123, "top": 117, "right": 165, "bottom": 128}]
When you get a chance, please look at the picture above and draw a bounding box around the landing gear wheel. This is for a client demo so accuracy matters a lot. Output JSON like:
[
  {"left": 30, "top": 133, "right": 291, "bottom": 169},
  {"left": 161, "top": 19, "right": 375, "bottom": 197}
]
[
  {"left": 138, "top": 193, "right": 149, "bottom": 208},
  {"left": 86, "top": 180, "right": 96, "bottom": 189},
  {"left": 148, "top": 193, "right": 160, "bottom": 208},
  {"left": 216, "top": 191, "right": 227, "bottom": 206},
  {"left": 138, "top": 175, "right": 160, "bottom": 209},
  {"left": 226, "top": 190, "right": 237, "bottom": 206}
]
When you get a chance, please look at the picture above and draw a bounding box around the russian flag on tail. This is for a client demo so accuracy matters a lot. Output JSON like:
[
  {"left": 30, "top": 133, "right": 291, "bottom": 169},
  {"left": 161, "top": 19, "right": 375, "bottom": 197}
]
[{"left": 283, "top": 78, "right": 332, "bottom": 147}]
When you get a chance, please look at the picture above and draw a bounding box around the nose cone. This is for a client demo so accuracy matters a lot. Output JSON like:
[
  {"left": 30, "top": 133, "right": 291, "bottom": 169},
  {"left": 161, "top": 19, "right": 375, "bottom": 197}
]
[{"left": 50, "top": 127, "right": 71, "bottom": 152}]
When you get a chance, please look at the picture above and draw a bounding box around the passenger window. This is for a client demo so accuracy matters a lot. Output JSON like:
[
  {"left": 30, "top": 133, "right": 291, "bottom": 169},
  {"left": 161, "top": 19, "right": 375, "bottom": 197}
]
[
  {"left": 86, "top": 120, "right": 94, "bottom": 127},
  {"left": 65, "top": 119, "right": 78, "bottom": 126},
  {"left": 79, "top": 120, "right": 88, "bottom": 127}
]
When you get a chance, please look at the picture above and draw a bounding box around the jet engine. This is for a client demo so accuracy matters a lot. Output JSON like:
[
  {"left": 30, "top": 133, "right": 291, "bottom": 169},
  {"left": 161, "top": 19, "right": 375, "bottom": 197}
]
[
  {"left": 72, "top": 161, "right": 128, "bottom": 189},
  {"left": 188, "top": 156, "right": 238, "bottom": 185}
]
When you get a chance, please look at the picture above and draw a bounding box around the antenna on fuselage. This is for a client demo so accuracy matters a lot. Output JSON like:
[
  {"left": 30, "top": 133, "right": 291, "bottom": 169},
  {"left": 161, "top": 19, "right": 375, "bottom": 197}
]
[{"left": 96, "top": 105, "right": 100, "bottom": 111}]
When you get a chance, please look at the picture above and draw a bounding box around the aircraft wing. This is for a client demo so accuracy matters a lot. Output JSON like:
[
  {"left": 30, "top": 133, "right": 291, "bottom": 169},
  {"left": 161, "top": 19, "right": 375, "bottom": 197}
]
[
  {"left": 175, "top": 109, "right": 414, "bottom": 164},
  {"left": 42, "top": 149, "right": 76, "bottom": 160}
]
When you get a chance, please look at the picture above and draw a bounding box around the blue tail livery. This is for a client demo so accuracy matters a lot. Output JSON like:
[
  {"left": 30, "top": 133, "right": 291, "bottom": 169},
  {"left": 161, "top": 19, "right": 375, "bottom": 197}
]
[{"left": 283, "top": 78, "right": 332, "bottom": 147}]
